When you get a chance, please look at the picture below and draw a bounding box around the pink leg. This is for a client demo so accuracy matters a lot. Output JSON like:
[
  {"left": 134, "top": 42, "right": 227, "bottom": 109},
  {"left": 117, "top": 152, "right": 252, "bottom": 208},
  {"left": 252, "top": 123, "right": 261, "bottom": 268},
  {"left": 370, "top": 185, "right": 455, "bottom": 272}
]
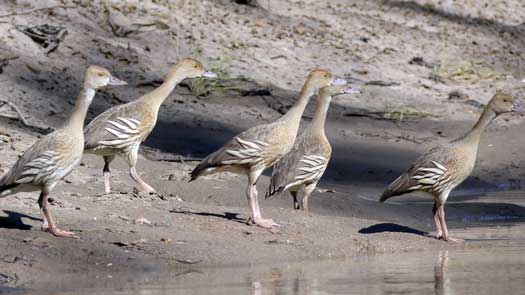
[
  {"left": 38, "top": 192, "right": 79, "bottom": 239},
  {"left": 246, "top": 180, "right": 279, "bottom": 229},
  {"left": 433, "top": 202, "right": 443, "bottom": 239},
  {"left": 438, "top": 205, "right": 463, "bottom": 243},
  {"left": 301, "top": 183, "right": 316, "bottom": 214},
  {"left": 130, "top": 166, "right": 156, "bottom": 193}
]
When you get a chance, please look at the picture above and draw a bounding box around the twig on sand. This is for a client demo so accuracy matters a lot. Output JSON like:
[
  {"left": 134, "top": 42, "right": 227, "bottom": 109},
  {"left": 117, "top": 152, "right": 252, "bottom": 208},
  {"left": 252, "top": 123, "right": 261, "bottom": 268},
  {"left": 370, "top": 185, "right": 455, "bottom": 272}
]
[
  {"left": 0, "top": 100, "right": 30, "bottom": 126},
  {"left": 346, "top": 76, "right": 400, "bottom": 87},
  {"left": 174, "top": 258, "right": 203, "bottom": 265},
  {"left": 0, "top": 5, "right": 75, "bottom": 18},
  {"left": 0, "top": 56, "right": 18, "bottom": 74},
  {"left": 158, "top": 156, "right": 203, "bottom": 163},
  {"left": 365, "top": 80, "right": 400, "bottom": 87},
  {"left": 0, "top": 100, "right": 51, "bottom": 133}
]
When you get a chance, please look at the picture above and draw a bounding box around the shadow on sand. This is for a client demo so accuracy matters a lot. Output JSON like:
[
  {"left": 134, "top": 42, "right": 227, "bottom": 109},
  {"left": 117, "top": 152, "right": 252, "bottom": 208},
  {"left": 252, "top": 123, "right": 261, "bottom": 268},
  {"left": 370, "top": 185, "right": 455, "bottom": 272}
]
[
  {"left": 358, "top": 222, "right": 428, "bottom": 236},
  {"left": 0, "top": 210, "right": 40, "bottom": 231},
  {"left": 383, "top": 0, "right": 525, "bottom": 41},
  {"left": 170, "top": 208, "right": 246, "bottom": 224}
]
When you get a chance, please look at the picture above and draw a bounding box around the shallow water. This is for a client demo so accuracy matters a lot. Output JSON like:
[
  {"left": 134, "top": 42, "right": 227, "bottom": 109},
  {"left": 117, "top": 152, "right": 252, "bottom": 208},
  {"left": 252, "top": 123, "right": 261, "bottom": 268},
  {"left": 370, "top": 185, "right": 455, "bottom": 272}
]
[{"left": 11, "top": 245, "right": 525, "bottom": 295}]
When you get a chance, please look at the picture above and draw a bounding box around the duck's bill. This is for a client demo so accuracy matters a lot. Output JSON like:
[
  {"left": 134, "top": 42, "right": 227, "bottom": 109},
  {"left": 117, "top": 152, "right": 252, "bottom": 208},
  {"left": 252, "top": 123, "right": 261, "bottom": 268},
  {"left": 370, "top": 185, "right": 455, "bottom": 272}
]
[
  {"left": 108, "top": 76, "right": 128, "bottom": 86},
  {"left": 201, "top": 71, "right": 217, "bottom": 78},
  {"left": 331, "top": 77, "right": 347, "bottom": 86},
  {"left": 511, "top": 103, "right": 525, "bottom": 112},
  {"left": 343, "top": 87, "right": 362, "bottom": 94}
]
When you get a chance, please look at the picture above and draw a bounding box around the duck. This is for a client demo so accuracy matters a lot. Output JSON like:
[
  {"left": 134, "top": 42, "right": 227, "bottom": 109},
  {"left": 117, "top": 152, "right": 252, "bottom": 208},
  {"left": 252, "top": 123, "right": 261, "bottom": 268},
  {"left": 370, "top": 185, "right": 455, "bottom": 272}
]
[
  {"left": 0, "top": 65, "right": 126, "bottom": 238},
  {"left": 84, "top": 58, "right": 216, "bottom": 194},
  {"left": 190, "top": 69, "right": 347, "bottom": 228},
  {"left": 380, "top": 91, "right": 524, "bottom": 242},
  {"left": 265, "top": 84, "right": 360, "bottom": 211}
]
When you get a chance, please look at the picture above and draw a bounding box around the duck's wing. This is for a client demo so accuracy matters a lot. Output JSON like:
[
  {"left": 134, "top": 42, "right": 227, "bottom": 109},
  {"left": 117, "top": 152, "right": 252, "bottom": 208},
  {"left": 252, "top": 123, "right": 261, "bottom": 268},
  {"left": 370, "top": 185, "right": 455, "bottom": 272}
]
[
  {"left": 380, "top": 145, "right": 453, "bottom": 202},
  {"left": 84, "top": 101, "right": 155, "bottom": 152},
  {"left": 190, "top": 122, "right": 280, "bottom": 180},
  {"left": 266, "top": 135, "right": 331, "bottom": 198},
  {"left": 0, "top": 131, "right": 78, "bottom": 192}
]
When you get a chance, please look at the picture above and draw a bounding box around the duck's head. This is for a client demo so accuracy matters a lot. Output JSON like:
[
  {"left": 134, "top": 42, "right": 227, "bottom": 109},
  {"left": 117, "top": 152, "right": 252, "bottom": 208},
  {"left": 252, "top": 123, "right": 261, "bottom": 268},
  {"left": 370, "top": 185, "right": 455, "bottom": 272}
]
[
  {"left": 306, "top": 69, "right": 347, "bottom": 90},
  {"left": 176, "top": 58, "right": 217, "bottom": 79},
  {"left": 84, "top": 65, "right": 127, "bottom": 89},
  {"left": 319, "top": 84, "right": 361, "bottom": 97},
  {"left": 488, "top": 91, "right": 525, "bottom": 115}
]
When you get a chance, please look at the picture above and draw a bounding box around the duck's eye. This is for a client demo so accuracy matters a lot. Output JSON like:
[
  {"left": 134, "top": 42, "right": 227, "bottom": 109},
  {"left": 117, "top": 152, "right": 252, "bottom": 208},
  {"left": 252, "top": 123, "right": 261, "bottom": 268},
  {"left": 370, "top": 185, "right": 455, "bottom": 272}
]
[
  {"left": 194, "top": 65, "right": 199, "bottom": 69},
  {"left": 324, "top": 74, "right": 329, "bottom": 78},
  {"left": 504, "top": 99, "right": 508, "bottom": 102},
  {"left": 97, "top": 73, "right": 105, "bottom": 77}
]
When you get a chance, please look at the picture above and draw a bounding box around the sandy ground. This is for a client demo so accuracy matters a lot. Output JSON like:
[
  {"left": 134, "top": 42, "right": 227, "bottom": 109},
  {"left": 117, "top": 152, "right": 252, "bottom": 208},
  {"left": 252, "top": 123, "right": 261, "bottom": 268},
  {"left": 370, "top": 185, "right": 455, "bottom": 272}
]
[{"left": 1, "top": 0, "right": 525, "bottom": 290}]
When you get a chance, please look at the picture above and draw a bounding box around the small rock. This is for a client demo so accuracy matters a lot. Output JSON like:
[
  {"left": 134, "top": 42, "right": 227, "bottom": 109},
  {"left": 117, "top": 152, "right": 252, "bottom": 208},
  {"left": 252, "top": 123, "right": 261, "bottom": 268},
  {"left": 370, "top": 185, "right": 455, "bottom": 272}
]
[
  {"left": 409, "top": 56, "right": 435, "bottom": 68},
  {"left": 131, "top": 238, "right": 147, "bottom": 246},
  {"left": 294, "top": 24, "right": 307, "bottom": 35},
  {"left": 160, "top": 238, "right": 172, "bottom": 243},
  {"left": 135, "top": 217, "right": 151, "bottom": 225},
  {"left": 113, "top": 241, "right": 129, "bottom": 247},
  {"left": 448, "top": 90, "right": 469, "bottom": 101},
  {"left": 118, "top": 215, "right": 131, "bottom": 221},
  {"left": 265, "top": 239, "right": 293, "bottom": 245}
]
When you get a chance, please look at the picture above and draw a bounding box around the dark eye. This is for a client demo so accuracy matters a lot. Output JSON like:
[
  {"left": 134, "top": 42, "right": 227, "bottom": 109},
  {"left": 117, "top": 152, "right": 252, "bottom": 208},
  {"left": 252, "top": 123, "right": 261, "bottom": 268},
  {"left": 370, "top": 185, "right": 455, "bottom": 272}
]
[
  {"left": 504, "top": 99, "right": 508, "bottom": 102},
  {"left": 324, "top": 74, "right": 329, "bottom": 78},
  {"left": 98, "top": 73, "right": 104, "bottom": 77},
  {"left": 194, "top": 65, "right": 199, "bottom": 69}
]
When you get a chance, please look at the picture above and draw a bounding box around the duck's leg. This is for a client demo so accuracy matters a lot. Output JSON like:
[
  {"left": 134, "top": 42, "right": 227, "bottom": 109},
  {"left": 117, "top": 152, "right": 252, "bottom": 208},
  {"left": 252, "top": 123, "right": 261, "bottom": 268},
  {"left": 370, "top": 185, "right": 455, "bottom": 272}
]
[
  {"left": 301, "top": 182, "right": 317, "bottom": 214},
  {"left": 128, "top": 150, "right": 156, "bottom": 193},
  {"left": 103, "top": 155, "right": 115, "bottom": 194},
  {"left": 290, "top": 191, "right": 300, "bottom": 210},
  {"left": 432, "top": 202, "right": 443, "bottom": 239},
  {"left": 246, "top": 169, "right": 279, "bottom": 228},
  {"left": 437, "top": 204, "right": 464, "bottom": 243},
  {"left": 38, "top": 192, "right": 79, "bottom": 239}
]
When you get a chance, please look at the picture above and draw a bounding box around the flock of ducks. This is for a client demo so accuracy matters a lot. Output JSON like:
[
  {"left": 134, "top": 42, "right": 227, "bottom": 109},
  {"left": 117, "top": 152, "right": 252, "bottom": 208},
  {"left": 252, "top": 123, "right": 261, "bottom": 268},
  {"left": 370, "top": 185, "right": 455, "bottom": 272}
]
[{"left": 0, "top": 58, "right": 523, "bottom": 242}]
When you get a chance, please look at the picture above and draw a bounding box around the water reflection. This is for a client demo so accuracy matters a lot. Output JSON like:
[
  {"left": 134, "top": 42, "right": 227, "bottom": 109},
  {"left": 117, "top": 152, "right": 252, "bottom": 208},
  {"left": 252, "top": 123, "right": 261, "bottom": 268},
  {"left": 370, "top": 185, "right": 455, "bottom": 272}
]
[
  {"left": 8, "top": 246, "right": 525, "bottom": 295},
  {"left": 434, "top": 250, "right": 449, "bottom": 295}
]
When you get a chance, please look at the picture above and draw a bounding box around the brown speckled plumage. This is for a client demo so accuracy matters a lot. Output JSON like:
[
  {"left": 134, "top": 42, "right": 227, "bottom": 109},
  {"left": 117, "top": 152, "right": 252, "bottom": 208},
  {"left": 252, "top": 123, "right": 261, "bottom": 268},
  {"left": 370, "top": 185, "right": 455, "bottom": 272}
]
[
  {"left": 84, "top": 101, "right": 156, "bottom": 162},
  {"left": 265, "top": 85, "right": 355, "bottom": 211},
  {"left": 0, "top": 65, "right": 125, "bottom": 238},
  {"left": 380, "top": 91, "right": 523, "bottom": 242},
  {"left": 190, "top": 70, "right": 345, "bottom": 228},
  {"left": 84, "top": 58, "right": 214, "bottom": 193}
]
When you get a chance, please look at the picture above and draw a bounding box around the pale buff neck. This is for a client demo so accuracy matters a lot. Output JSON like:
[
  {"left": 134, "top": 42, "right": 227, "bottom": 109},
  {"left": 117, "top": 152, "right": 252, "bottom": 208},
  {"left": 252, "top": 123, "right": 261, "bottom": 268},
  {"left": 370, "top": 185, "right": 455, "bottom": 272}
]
[
  {"left": 306, "top": 92, "right": 332, "bottom": 137},
  {"left": 277, "top": 83, "right": 316, "bottom": 132},
  {"left": 457, "top": 106, "right": 497, "bottom": 145},
  {"left": 63, "top": 86, "right": 96, "bottom": 132},
  {"left": 140, "top": 66, "right": 186, "bottom": 110}
]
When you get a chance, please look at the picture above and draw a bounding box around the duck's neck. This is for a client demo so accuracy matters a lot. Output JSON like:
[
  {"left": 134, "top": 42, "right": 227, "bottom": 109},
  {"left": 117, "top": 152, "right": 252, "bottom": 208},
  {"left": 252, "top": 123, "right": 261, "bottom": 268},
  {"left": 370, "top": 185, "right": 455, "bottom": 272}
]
[
  {"left": 460, "top": 106, "right": 497, "bottom": 144},
  {"left": 279, "top": 82, "right": 315, "bottom": 130},
  {"left": 143, "top": 67, "right": 185, "bottom": 110},
  {"left": 307, "top": 93, "right": 331, "bottom": 137},
  {"left": 64, "top": 85, "right": 96, "bottom": 131}
]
